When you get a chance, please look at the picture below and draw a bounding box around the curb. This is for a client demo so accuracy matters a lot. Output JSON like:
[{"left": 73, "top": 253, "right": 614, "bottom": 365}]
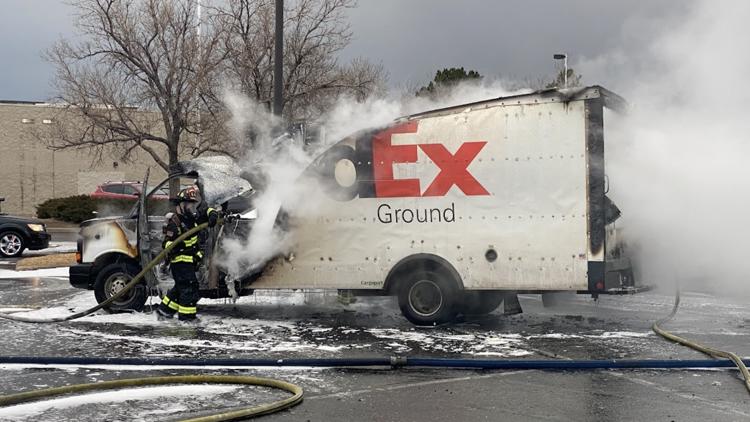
[{"left": 15, "top": 253, "right": 76, "bottom": 271}]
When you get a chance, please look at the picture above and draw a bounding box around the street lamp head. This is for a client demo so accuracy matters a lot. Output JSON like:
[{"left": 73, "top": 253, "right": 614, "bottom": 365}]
[{"left": 552, "top": 53, "right": 569, "bottom": 89}]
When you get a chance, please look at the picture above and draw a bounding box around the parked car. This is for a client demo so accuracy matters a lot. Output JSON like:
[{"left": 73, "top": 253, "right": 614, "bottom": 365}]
[
  {"left": 0, "top": 214, "right": 51, "bottom": 258},
  {"left": 91, "top": 182, "right": 169, "bottom": 201}
]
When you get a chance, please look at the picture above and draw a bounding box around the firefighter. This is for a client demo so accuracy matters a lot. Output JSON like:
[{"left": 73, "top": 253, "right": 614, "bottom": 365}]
[{"left": 156, "top": 186, "right": 219, "bottom": 321}]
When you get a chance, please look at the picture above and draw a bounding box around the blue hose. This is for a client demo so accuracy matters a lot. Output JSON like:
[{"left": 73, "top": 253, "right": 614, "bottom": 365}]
[
  {"left": 1, "top": 355, "right": 748, "bottom": 370},
  {"left": 406, "top": 358, "right": 750, "bottom": 369}
]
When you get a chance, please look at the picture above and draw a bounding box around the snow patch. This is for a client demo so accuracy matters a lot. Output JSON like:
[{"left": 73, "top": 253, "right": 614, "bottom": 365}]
[
  {"left": 595, "top": 331, "right": 652, "bottom": 339},
  {"left": 527, "top": 331, "right": 651, "bottom": 340},
  {"left": 1, "top": 292, "right": 96, "bottom": 319},
  {"left": 0, "top": 267, "right": 69, "bottom": 279},
  {"left": 0, "top": 363, "right": 325, "bottom": 372},
  {"left": 532, "top": 333, "right": 584, "bottom": 339},
  {"left": 0, "top": 384, "right": 239, "bottom": 419},
  {"left": 365, "top": 328, "right": 531, "bottom": 357},
  {"left": 22, "top": 242, "right": 77, "bottom": 256}
]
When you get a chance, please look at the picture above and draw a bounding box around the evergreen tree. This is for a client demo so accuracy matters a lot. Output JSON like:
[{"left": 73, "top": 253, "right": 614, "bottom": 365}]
[{"left": 416, "top": 67, "right": 482, "bottom": 98}]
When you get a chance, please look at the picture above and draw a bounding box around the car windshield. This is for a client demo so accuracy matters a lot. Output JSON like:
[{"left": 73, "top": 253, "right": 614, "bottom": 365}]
[
  {"left": 159, "top": 178, "right": 193, "bottom": 215},
  {"left": 127, "top": 177, "right": 175, "bottom": 217}
]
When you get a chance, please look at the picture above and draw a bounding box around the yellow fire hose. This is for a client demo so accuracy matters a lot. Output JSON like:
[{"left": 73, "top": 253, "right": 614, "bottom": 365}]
[
  {"left": 0, "top": 375, "right": 303, "bottom": 422},
  {"left": 0, "top": 220, "right": 305, "bottom": 420},
  {"left": 652, "top": 286, "right": 750, "bottom": 393}
]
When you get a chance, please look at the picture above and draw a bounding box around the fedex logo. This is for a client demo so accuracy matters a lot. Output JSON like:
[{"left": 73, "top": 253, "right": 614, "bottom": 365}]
[
  {"left": 372, "top": 121, "right": 489, "bottom": 197},
  {"left": 318, "top": 120, "right": 490, "bottom": 201}
]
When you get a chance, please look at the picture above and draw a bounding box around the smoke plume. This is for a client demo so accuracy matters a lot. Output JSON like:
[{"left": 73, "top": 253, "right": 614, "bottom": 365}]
[
  {"left": 578, "top": 1, "right": 750, "bottom": 294},
  {"left": 216, "top": 79, "right": 523, "bottom": 282}
]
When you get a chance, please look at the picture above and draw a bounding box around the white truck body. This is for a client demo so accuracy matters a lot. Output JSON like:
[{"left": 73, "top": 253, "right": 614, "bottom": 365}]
[
  {"left": 252, "top": 86, "right": 623, "bottom": 294},
  {"left": 72, "top": 86, "right": 638, "bottom": 324}
]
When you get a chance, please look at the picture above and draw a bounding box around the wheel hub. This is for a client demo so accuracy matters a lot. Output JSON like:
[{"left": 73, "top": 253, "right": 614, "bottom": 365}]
[
  {"left": 106, "top": 274, "right": 133, "bottom": 305},
  {"left": 408, "top": 279, "right": 443, "bottom": 317},
  {"left": 0, "top": 234, "right": 22, "bottom": 256}
]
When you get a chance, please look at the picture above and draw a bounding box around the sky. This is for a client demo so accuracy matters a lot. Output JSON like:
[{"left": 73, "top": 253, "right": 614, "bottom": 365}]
[
  {"left": 340, "top": 0, "right": 687, "bottom": 89},
  {"left": 0, "top": 0, "right": 687, "bottom": 101}
]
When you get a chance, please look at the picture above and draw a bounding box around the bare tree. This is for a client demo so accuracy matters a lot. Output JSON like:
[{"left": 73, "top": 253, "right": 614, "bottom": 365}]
[
  {"left": 45, "top": 0, "right": 227, "bottom": 194},
  {"left": 215, "top": 0, "right": 386, "bottom": 124}
]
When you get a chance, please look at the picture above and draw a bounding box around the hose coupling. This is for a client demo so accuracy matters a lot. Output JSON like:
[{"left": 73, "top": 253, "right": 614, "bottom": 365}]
[{"left": 390, "top": 356, "right": 407, "bottom": 367}]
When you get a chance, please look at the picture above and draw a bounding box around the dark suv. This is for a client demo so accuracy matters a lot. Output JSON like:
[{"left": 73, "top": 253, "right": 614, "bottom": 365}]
[{"left": 0, "top": 204, "right": 51, "bottom": 257}]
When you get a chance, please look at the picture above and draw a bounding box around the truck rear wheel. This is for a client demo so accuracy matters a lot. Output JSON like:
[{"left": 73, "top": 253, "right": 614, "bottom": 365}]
[
  {"left": 94, "top": 263, "right": 147, "bottom": 312},
  {"left": 460, "top": 291, "right": 504, "bottom": 315},
  {"left": 398, "top": 269, "right": 459, "bottom": 325}
]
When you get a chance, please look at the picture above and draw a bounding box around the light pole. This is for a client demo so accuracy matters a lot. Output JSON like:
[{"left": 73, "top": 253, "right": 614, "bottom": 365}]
[
  {"left": 274, "top": 0, "right": 284, "bottom": 117},
  {"left": 553, "top": 53, "right": 567, "bottom": 89}
]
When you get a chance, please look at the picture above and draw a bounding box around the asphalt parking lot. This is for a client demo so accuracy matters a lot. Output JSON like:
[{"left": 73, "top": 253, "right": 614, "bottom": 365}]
[{"left": 0, "top": 275, "right": 748, "bottom": 421}]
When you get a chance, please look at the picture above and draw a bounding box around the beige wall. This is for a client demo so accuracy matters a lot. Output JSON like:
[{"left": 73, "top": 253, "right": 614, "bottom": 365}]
[{"left": 0, "top": 102, "right": 168, "bottom": 216}]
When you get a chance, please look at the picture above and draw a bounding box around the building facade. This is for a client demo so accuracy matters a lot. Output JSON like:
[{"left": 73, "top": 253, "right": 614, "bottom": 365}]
[{"left": 0, "top": 101, "right": 168, "bottom": 216}]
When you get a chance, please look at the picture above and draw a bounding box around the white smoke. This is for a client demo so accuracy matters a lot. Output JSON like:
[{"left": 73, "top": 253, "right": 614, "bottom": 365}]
[
  {"left": 216, "top": 90, "right": 312, "bottom": 280},
  {"left": 321, "top": 77, "right": 525, "bottom": 142},
  {"left": 578, "top": 1, "right": 750, "bottom": 294},
  {"left": 216, "top": 78, "right": 525, "bottom": 281},
  {"left": 222, "top": 90, "right": 281, "bottom": 154}
]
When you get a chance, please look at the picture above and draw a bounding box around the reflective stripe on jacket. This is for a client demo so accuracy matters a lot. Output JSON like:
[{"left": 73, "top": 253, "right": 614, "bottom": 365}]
[{"left": 162, "top": 207, "right": 216, "bottom": 264}]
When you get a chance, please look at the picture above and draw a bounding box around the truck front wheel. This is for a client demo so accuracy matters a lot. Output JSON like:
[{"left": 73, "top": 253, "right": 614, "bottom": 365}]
[
  {"left": 94, "top": 263, "right": 147, "bottom": 312},
  {"left": 398, "top": 270, "right": 459, "bottom": 326}
]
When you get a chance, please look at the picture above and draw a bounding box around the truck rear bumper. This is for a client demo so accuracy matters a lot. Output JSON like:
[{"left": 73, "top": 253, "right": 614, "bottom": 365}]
[{"left": 69, "top": 263, "right": 94, "bottom": 289}]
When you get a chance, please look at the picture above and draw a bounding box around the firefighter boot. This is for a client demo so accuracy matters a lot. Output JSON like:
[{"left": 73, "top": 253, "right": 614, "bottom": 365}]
[
  {"left": 157, "top": 294, "right": 179, "bottom": 320},
  {"left": 156, "top": 306, "right": 175, "bottom": 320}
]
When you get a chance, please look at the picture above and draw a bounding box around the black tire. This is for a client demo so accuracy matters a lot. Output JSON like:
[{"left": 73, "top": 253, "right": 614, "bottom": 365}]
[
  {"left": 0, "top": 230, "right": 25, "bottom": 258},
  {"left": 460, "top": 291, "right": 504, "bottom": 315},
  {"left": 94, "top": 262, "right": 147, "bottom": 312},
  {"left": 397, "top": 269, "right": 460, "bottom": 326}
]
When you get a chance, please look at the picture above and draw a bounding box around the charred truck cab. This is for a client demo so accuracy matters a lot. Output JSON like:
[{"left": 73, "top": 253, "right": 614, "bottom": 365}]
[
  {"left": 70, "top": 86, "right": 647, "bottom": 325},
  {"left": 69, "top": 156, "right": 256, "bottom": 311}
]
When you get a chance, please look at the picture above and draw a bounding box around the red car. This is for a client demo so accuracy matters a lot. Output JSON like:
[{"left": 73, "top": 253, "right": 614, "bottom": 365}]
[{"left": 91, "top": 182, "right": 169, "bottom": 200}]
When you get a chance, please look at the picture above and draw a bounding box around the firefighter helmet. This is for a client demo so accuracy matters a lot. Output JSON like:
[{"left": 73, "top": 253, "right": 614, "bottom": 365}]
[{"left": 173, "top": 186, "right": 199, "bottom": 203}]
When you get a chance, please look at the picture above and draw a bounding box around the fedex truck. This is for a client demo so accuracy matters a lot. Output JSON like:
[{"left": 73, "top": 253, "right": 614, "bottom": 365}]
[{"left": 70, "top": 86, "right": 644, "bottom": 325}]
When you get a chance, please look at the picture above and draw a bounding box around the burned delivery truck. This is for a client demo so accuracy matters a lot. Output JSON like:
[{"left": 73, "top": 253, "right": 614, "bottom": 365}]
[{"left": 70, "top": 86, "right": 644, "bottom": 325}]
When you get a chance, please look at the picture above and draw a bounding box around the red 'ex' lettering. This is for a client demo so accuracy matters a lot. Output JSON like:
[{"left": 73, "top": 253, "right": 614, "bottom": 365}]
[
  {"left": 371, "top": 121, "right": 489, "bottom": 198},
  {"left": 419, "top": 142, "right": 490, "bottom": 196}
]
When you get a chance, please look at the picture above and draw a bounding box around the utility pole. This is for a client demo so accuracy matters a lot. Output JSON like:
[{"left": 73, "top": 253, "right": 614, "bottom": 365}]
[
  {"left": 195, "top": 0, "right": 202, "bottom": 153},
  {"left": 273, "top": 0, "right": 284, "bottom": 117}
]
